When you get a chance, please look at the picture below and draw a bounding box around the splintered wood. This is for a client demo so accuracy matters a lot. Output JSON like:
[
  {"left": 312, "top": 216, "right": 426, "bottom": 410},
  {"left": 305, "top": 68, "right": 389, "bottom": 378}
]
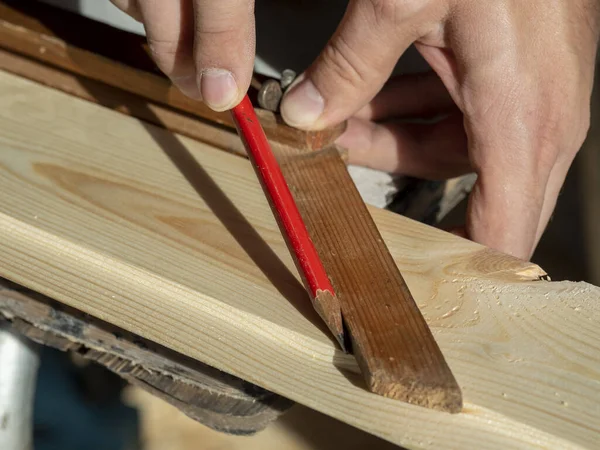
[
  {"left": 277, "top": 147, "right": 461, "bottom": 412},
  {"left": 1, "top": 70, "right": 600, "bottom": 449}
]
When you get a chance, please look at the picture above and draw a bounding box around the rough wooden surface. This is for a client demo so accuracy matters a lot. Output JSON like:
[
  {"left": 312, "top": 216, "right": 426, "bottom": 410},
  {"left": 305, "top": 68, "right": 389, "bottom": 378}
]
[
  {"left": 1, "top": 70, "right": 600, "bottom": 449},
  {"left": 278, "top": 146, "right": 461, "bottom": 412},
  {"left": 0, "top": 279, "right": 293, "bottom": 435},
  {"left": 0, "top": 0, "right": 345, "bottom": 151}
]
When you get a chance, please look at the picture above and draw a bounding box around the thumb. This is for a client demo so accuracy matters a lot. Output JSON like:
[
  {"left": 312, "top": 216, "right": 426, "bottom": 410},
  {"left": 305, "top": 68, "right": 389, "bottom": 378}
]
[{"left": 280, "top": 0, "right": 422, "bottom": 130}]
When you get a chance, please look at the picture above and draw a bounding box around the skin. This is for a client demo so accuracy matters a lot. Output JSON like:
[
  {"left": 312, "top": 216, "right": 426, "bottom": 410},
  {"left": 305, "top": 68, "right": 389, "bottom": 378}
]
[{"left": 111, "top": 0, "right": 600, "bottom": 261}]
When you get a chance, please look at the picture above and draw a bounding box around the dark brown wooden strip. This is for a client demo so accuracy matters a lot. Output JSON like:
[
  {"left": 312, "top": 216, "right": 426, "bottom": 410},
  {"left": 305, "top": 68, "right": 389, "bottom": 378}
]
[
  {"left": 0, "top": 0, "right": 345, "bottom": 151},
  {"left": 276, "top": 146, "right": 463, "bottom": 413}
]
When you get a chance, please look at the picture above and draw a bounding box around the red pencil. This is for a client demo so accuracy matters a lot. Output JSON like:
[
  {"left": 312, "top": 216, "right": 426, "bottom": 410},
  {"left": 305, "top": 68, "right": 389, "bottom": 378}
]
[{"left": 230, "top": 95, "right": 344, "bottom": 348}]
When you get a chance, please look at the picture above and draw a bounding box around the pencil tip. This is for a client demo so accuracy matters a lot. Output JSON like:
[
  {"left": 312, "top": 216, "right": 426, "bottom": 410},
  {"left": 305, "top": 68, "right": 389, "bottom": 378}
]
[
  {"left": 335, "top": 333, "right": 347, "bottom": 353},
  {"left": 313, "top": 289, "right": 346, "bottom": 351}
]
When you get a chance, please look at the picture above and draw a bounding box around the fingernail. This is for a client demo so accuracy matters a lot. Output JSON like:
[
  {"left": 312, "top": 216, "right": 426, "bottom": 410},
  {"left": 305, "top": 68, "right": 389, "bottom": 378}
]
[
  {"left": 280, "top": 78, "right": 324, "bottom": 128},
  {"left": 198, "top": 69, "right": 238, "bottom": 111},
  {"left": 172, "top": 75, "right": 201, "bottom": 100}
]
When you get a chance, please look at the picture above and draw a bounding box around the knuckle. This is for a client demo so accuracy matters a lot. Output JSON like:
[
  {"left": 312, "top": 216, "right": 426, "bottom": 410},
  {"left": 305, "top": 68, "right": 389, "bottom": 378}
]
[
  {"left": 369, "top": 0, "right": 398, "bottom": 20},
  {"left": 147, "top": 37, "right": 180, "bottom": 57},
  {"left": 463, "top": 69, "right": 590, "bottom": 174},
  {"left": 195, "top": 8, "right": 250, "bottom": 39},
  {"left": 146, "top": 37, "right": 192, "bottom": 77},
  {"left": 321, "top": 36, "right": 369, "bottom": 89},
  {"left": 194, "top": 30, "right": 241, "bottom": 58},
  {"left": 195, "top": 23, "right": 241, "bottom": 39},
  {"left": 369, "top": 0, "right": 423, "bottom": 20},
  {"left": 147, "top": 43, "right": 176, "bottom": 75},
  {"left": 193, "top": 18, "right": 250, "bottom": 68}
]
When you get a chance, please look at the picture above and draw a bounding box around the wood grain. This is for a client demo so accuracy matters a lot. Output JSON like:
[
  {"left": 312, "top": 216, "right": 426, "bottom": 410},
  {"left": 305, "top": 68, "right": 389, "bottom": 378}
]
[
  {"left": 1, "top": 70, "right": 600, "bottom": 449},
  {"left": 277, "top": 147, "right": 461, "bottom": 412},
  {"left": 0, "top": 48, "right": 349, "bottom": 164},
  {"left": 0, "top": 0, "right": 345, "bottom": 151},
  {"left": 0, "top": 48, "right": 247, "bottom": 157}
]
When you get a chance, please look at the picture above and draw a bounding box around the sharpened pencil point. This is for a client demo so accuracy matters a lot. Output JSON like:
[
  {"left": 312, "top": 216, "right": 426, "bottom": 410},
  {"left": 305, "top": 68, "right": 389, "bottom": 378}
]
[{"left": 313, "top": 289, "right": 346, "bottom": 351}]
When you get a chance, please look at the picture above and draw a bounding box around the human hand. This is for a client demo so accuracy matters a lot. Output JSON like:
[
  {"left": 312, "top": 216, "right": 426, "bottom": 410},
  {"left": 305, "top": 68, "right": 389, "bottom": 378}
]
[
  {"left": 109, "top": 0, "right": 255, "bottom": 111},
  {"left": 279, "top": 0, "right": 600, "bottom": 260}
]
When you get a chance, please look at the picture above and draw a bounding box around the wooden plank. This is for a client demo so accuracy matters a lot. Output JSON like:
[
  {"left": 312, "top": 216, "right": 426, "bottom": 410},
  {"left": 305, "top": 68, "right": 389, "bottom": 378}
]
[
  {"left": 0, "top": 49, "right": 351, "bottom": 165},
  {"left": 1, "top": 70, "right": 600, "bottom": 449},
  {"left": 0, "top": 0, "right": 345, "bottom": 151},
  {"left": 0, "top": 48, "right": 248, "bottom": 157},
  {"left": 277, "top": 147, "right": 461, "bottom": 412},
  {"left": 0, "top": 278, "right": 293, "bottom": 435},
  {"left": 0, "top": 48, "right": 247, "bottom": 157}
]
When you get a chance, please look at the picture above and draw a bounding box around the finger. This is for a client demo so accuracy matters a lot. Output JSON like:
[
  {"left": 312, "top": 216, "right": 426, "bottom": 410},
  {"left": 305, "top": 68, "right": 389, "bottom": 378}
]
[
  {"left": 460, "top": 101, "right": 553, "bottom": 260},
  {"left": 533, "top": 145, "right": 581, "bottom": 248},
  {"left": 529, "top": 161, "right": 569, "bottom": 252},
  {"left": 355, "top": 71, "right": 456, "bottom": 122},
  {"left": 193, "top": 0, "right": 255, "bottom": 111},
  {"left": 136, "top": 0, "right": 199, "bottom": 99},
  {"left": 337, "top": 114, "right": 470, "bottom": 179},
  {"left": 459, "top": 81, "right": 583, "bottom": 260},
  {"left": 416, "top": 6, "right": 556, "bottom": 260},
  {"left": 280, "top": 0, "right": 434, "bottom": 130},
  {"left": 465, "top": 169, "right": 548, "bottom": 261},
  {"left": 109, "top": 0, "right": 142, "bottom": 22},
  {"left": 533, "top": 103, "right": 591, "bottom": 248}
]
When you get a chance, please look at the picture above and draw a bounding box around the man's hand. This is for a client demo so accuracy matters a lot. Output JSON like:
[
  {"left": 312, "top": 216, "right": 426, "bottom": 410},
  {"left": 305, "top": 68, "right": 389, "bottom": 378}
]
[
  {"left": 111, "top": 0, "right": 600, "bottom": 261},
  {"left": 279, "top": 0, "right": 600, "bottom": 261},
  {"left": 110, "top": 0, "right": 255, "bottom": 111}
]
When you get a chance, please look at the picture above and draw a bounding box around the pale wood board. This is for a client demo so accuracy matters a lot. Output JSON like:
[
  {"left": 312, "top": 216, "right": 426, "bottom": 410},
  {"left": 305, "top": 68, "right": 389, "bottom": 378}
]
[{"left": 0, "top": 70, "right": 599, "bottom": 449}]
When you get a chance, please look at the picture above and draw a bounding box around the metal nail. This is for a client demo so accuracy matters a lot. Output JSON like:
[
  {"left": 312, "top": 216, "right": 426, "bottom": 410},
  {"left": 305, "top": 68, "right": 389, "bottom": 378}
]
[
  {"left": 280, "top": 69, "right": 297, "bottom": 90},
  {"left": 257, "top": 79, "right": 283, "bottom": 112}
]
